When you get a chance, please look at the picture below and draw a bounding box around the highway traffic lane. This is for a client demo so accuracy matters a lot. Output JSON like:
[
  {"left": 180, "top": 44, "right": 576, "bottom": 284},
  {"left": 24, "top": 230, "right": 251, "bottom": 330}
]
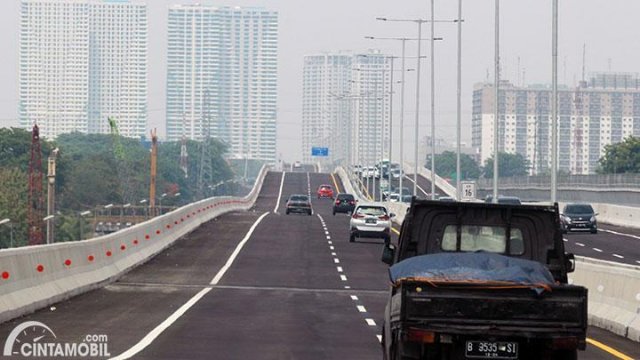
[
  {"left": 564, "top": 229, "right": 640, "bottom": 266},
  {"left": 0, "top": 172, "right": 283, "bottom": 357},
  {"left": 254, "top": 171, "right": 288, "bottom": 213}
]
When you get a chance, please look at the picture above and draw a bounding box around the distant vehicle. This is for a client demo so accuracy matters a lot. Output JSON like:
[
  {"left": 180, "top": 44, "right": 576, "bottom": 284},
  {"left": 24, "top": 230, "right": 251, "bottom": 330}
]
[
  {"left": 401, "top": 195, "right": 413, "bottom": 203},
  {"left": 561, "top": 203, "right": 598, "bottom": 234},
  {"left": 485, "top": 195, "right": 522, "bottom": 205},
  {"left": 285, "top": 194, "right": 312, "bottom": 215},
  {"left": 390, "top": 168, "right": 402, "bottom": 179},
  {"left": 438, "top": 196, "right": 456, "bottom": 202},
  {"left": 349, "top": 204, "right": 395, "bottom": 244},
  {"left": 352, "top": 164, "right": 363, "bottom": 175},
  {"left": 317, "top": 184, "right": 334, "bottom": 199},
  {"left": 362, "top": 167, "right": 376, "bottom": 178},
  {"left": 333, "top": 193, "right": 356, "bottom": 215},
  {"left": 388, "top": 193, "right": 400, "bottom": 202},
  {"left": 293, "top": 161, "right": 302, "bottom": 168}
]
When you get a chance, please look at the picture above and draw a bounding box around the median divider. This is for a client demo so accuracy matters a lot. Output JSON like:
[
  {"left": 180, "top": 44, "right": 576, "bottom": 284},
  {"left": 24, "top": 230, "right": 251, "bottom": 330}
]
[
  {"left": 0, "top": 165, "right": 271, "bottom": 324},
  {"left": 336, "top": 165, "right": 640, "bottom": 343}
]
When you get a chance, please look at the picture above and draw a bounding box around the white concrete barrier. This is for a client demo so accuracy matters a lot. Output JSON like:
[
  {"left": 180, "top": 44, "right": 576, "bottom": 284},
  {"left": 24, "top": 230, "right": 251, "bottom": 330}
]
[
  {"left": 570, "top": 257, "right": 640, "bottom": 342},
  {"left": 592, "top": 203, "right": 640, "bottom": 230},
  {"left": 0, "top": 166, "right": 271, "bottom": 324},
  {"left": 402, "top": 162, "right": 457, "bottom": 198},
  {"left": 338, "top": 166, "right": 640, "bottom": 342}
]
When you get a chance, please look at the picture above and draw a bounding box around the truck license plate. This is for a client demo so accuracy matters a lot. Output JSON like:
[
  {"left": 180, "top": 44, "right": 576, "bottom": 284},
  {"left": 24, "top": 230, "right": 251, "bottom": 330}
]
[{"left": 465, "top": 341, "right": 517, "bottom": 359}]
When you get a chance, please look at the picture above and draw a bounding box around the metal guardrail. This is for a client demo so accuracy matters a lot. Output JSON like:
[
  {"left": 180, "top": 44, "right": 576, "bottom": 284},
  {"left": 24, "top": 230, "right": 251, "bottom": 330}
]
[{"left": 476, "top": 173, "right": 640, "bottom": 190}]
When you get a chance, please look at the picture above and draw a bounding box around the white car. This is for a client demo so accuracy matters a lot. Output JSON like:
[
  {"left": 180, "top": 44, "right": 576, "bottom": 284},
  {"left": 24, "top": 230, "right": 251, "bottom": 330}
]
[
  {"left": 349, "top": 203, "right": 394, "bottom": 244},
  {"left": 293, "top": 161, "right": 301, "bottom": 168}
]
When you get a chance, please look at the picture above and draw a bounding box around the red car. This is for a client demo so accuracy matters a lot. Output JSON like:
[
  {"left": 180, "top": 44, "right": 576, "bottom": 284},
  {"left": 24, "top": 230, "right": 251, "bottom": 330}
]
[{"left": 317, "top": 184, "right": 334, "bottom": 199}]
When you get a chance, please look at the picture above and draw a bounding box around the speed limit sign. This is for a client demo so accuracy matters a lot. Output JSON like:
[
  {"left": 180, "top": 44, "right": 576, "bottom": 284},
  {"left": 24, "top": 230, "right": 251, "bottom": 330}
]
[{"left": 461, "top": 181, "right": 476, "bottom": 200}]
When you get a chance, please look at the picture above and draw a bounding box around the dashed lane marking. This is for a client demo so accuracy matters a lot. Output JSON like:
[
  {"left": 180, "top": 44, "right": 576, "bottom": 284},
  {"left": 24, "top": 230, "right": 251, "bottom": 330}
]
[
  {"left": 575, "top": 242, "right": 585, "bottom": 247},
  {"left": 350, "top": 295, "right": 359, "bottom": 301},
  {"left": 613, "top": 254, "right": 624, "bottom": 259},
  {"left": 601, "top": 229, "right": 640, "bottom": 240},
  {"left": 357, "top": 305, "right": 367, "bottom": 313},
  {"left": 365, "top": 318, "right": 377, "bottom": 326},
  {"left": 377, "top": 335, "right": 382, "bottom": 343},
  {"left": 340, "top": 275, "right": 348, "bottom": 281},
  {"left": 593, "top": 248, "right": 603, "bottom": 253},
  {"left": 329, "top": 246, "right": 334, "bottom": 250},
  {"left": 337, "top": 266, "right": 343, "bottom": 272},
  {"left": 334, "top": 258, "right": 340, "bottom": 264}
]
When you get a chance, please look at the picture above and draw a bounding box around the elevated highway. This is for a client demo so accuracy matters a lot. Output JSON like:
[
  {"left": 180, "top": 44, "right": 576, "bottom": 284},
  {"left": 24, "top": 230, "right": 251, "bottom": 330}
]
[{"left": 0, "top": 171, "right": 638, "bottom": 359}]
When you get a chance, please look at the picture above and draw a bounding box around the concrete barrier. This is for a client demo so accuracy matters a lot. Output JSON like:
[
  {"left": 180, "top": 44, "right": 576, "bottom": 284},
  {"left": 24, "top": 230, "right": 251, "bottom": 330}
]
[
  {"left": 570, "top": 257, "right": 640, "bottom": 342},
  {"left": 0, "top": 166, "right": 271, "bottom": 324},
  {"left": 337, "top": 166, "right": 640, "bottom": 342}
]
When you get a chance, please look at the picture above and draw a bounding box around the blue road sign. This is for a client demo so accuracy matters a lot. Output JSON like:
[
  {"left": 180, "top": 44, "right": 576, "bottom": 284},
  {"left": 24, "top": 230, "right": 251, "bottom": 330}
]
[{"left": 311, "top": 147, "right": 329, "bottom": 157}]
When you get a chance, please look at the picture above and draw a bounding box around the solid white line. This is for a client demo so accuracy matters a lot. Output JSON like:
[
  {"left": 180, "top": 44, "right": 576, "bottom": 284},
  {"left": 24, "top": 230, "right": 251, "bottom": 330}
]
[
  {"left": 366, "top": 318, "right": 377, "bottom": 326},
  {"left": 273, "top": 172, "right": 286, "bottom": 213},
  {"left": 575, "top": 242, "right": 585, "bottom": 247},
  {"left": 113, "top": 212, "right": 270, "bottom": 359},
  {"left": 601, "top": 228, "right": 640, "bottom": 240},
  {"left": 613, "top": 254, "right": 624, "bottom": 259},
  {"left": 404, "top": 175, "right": 429, "bottom": 197},
  {"left": 357, "top": 305, "right": 367, "bottom": 313},
  {"left": 377, "top": 335, "right": 382, "bottom": 343},
  {"left": 334, "top": 258, "right": 340, "bottom": 264},
  {"left": 593, "top": 248, "right": 603, "bottom": 253},
  {"left": 350, "top": 295, "right": 359, "bottom": 301},
  {"left": 210, "top": 212, "right": 270, "bottom": 285},
  {"left": 337, "top": 266, "right": 343, "bottom": 272},
  {"left": 111, "top": 288, "right": 212, "bottom": 360},
  {"left": 340, "top": 275, "right": 348, "bottom": 281}
]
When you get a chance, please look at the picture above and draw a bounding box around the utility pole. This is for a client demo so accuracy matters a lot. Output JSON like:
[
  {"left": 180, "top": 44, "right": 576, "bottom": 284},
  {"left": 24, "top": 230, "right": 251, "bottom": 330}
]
[
  {"left": 429, "top": 0, "right": 436, "bottom": 199},
  {"left": 551, "top": 0, "right": 559, "bottom": 203},
  {"left": 493, "top": 0, "right": 500, "bottom": 203},
  {"left": 149, "top": 129, "right": 158, "bottom": 216},
  {"left": 455, "top": 0, "right": 463, "bottom": 200},
  {"left": 46, "top": 148, "right": 59, "bottom": 244}
]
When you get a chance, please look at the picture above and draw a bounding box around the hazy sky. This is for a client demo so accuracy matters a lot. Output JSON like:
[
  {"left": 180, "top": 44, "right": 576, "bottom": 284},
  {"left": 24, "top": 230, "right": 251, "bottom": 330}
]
[{"left": 1, "top": 0, "right": 639, "bottom": 162}]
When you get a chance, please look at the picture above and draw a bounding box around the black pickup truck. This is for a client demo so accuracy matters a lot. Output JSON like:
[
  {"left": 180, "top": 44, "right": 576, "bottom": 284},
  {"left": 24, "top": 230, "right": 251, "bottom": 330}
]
[{"left": 381, "top": 200, "right": 587, "bottom": 360}]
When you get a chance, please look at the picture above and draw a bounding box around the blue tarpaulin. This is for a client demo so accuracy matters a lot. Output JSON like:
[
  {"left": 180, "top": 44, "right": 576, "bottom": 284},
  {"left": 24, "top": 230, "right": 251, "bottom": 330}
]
[{"left": 389, "top": 252, "right": 555, "bottom": 286}]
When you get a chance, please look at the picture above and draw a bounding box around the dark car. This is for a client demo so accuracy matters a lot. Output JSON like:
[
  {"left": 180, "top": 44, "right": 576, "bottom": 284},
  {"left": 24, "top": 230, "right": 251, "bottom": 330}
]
[
  {"left": 332, "top": 193, "right": 356, "bottom": 215},
  {"left": 561, "top": 203, "right": 598, "bottom": 234},
  {"left": 285, "top": 194, "right": 312, "bottom": 215},
  {"left": 485, "top": 195, "right": 522, "bottom": 205}
]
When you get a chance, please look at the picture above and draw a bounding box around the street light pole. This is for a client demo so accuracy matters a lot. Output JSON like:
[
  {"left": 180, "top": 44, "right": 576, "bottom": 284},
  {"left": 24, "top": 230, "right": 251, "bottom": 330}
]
[
  {"left": 387, "top": 56, "right": 394, "bottom": 205},
  {"left": 551, "top": 0, "right": 559, "bottom": 203},
  {"left": 414, "top": 21, "right": 423, "bottom": 197},
  {"left": 46, "top": 148, "right": 59, "bottom": 244},
  {"left": 455, "top": 0, "right": 463, "bottom": 200},
  {"left": 430, "top": 0, "right": 436, "bottom": 200},
  {"left": 493, "top": 0, "right": 500, "bottom": 203}
]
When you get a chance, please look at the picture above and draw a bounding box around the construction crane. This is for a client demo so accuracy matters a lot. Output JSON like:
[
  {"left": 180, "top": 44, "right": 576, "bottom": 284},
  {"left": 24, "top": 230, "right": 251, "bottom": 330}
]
[
  {"left": 107, "top": 117, "right": 133, "bottom": 205},
  {"left": 28, "top": 124, "right": 44, "bottom": 245}
]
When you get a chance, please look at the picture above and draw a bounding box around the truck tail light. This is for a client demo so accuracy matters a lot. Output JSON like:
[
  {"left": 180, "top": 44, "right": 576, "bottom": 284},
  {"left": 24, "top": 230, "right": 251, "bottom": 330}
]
[{"left": 406, "top": 328, "right": 436, "bottom": 344}]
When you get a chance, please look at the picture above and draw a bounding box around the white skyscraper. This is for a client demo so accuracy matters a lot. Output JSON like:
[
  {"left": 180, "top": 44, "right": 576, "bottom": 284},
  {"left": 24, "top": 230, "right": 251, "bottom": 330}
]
[
  {"left": 166, "top": 5, "right": 279, "bottom": 162},
  {"left": 302, "top": 51, "right": 390, "bottom": 167},
  {"left": 19, "top": 0, "right": 147, "bottom": 139}
]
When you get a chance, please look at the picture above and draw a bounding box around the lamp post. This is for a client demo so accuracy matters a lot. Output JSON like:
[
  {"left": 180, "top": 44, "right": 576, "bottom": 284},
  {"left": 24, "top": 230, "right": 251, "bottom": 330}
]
[
  {"left": 158, "top": 193, "right": 167, "bottom": 216},
  {"left": 46, "top": 148, "right": 59, "bottom": 244},
  {"left": 79, "top": 210, "right": 91, "bottom": 240},
  {"left": 43, "top": 215, "right": 54, "bottom": 244},
  {"left": 455, "top": 1, "right": 464, "bottom": 200},
  {"left": 0, "top": 218, "right": 12, "bottom": 248},
  {"left": 139, "top": 199, "right": 148, "bottom": 219},
  {"left": 121, "top": 203, "right": 131, "bottom": 224},
  {"left": 551, "top": 0, "right": 559, "bottom": 203},
  {"left": 492, "top": 0, "right": 500, "bottom": 203}
]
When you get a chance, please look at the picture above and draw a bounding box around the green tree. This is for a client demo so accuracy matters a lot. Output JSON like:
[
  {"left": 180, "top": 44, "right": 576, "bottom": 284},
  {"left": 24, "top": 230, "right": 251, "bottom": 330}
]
[
  {"left": 597, "top": 136, "right": 640, "bottom": 174},
  {"left": 426, "top": 151, "right": 481, "bottom": 180},
  {"left": 0, "top": 168, "right": 28, "bottom": 248},
  {"left": 483, "top": 152, "right": 530, "bottom": 178}
]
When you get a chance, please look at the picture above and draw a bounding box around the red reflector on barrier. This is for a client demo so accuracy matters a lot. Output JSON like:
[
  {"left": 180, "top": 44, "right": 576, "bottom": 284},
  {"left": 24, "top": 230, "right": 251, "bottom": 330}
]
[
  {"left": 174, "top": 221, "right": 178, "bottom": 225},
  {"left": 156, "top": 230, "right": 161, "bottom": 235},
  {"left": 64, "top": 259, "right": 72, "bottom": 267},
  {"left": 120, "top": 245, "right": 126, "bottom": 251},
  {"left": 1, "top": 271, "right": 9, "bottom": 280},
  {"left": 88, "top": 255, "right": 95, "bottom": 262},
  {"left": 133, "top": 240, "right": 139, "bottom": 245},
  {"left": 166, "top": 225, "right": 171, "bottom": 229},
  {"left": 36, "top": 265, "right": 44, "bottom": 272},
  {"left": 106, "top": 251, "right": 112, "bottom": 257},
  {"left": 145, "top": 235, "right": 150, "bottom": 240}
]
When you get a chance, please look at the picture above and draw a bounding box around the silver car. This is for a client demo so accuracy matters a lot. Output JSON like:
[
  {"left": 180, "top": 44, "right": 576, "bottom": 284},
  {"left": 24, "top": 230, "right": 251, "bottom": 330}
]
[{"left": 349, "top": 203, "right": 394, "bottom": 244}]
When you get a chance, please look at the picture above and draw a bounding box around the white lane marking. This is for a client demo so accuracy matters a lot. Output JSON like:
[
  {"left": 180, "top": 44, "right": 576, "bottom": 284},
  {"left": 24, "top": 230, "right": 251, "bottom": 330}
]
[
  {"left": 111, "top": 288, "right": 212, "bottom": 360},
  {"left": 273, "top": 172, "right": 286, "bottom": 213},
  {"left": 210, "top": 212, "right": 270, "bottom": 285},
  {"left": 601, "top": 228, "right": 640, "bottom": 240},
  {"left": 328, "top": 241, "right": 333, "bottom": 245},
  {"left": 306, "top": 172, "right": 311, "bottom": 198},
  {"left": 563, "top": 238, "right": 568, "bottom": 242},
  {"left": 377, "top": 335, "right": 382, "bottom": 343},
  {"left": 593, "top": 248, "right": 603, "bottom": 253},
  {"left": 350, "top": 295, "right": 359, "bottom": 301},
  {"left": 366, "top": 319, "right": 377, "bottom": 326},
  {"left": 331, "top": 252, "right": 337, "bottom": 256},
  {"left": 636, "top": 261, "right": 640, "bottom": 265},
  {"left": 613, "top": 254, "right": 624, "bottom": 259},
  {"left": 113, "top": 212, "right": 270, "bottom": 359},
  {"left": 357, "top": 305, "right": 367, "bottom": 312},
  {"left": 334, "top": 258, "right": 340, "bottom": 264},
  {"left": 329, "top": 246, "right": 334, "bottom": 250},
  {"left": 326, "top": 236, "right": 331, "bottom": 240},
  {"left": 337, "top": 266, "right": 343, "bottom": 272},
  {"left": 340, "top": 275, "right": 348, "bottom": 281},
  {"left": 325, "top": 231, "right": 329, "bottom": 235},
  {"left": 344, "top": 286, "right": 351, "bottom": 289},
  {"left": 575, "top": 242, "right": 585, "bottom": 247},
  {"left": 403, "top": 175, "right": 429, "bottom": 197}
]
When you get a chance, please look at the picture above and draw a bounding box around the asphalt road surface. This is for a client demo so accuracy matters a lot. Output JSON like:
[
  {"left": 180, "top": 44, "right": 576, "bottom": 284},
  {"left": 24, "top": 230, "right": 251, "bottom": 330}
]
[{"left": 0, "top": 171, "right": 637, "bottom": 359}]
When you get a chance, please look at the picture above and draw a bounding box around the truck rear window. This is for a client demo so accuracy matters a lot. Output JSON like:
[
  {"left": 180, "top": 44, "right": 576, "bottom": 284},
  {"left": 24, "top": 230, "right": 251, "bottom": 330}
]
[{"left": 441, "top": 225, "right": 524, "bottom": 255}]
